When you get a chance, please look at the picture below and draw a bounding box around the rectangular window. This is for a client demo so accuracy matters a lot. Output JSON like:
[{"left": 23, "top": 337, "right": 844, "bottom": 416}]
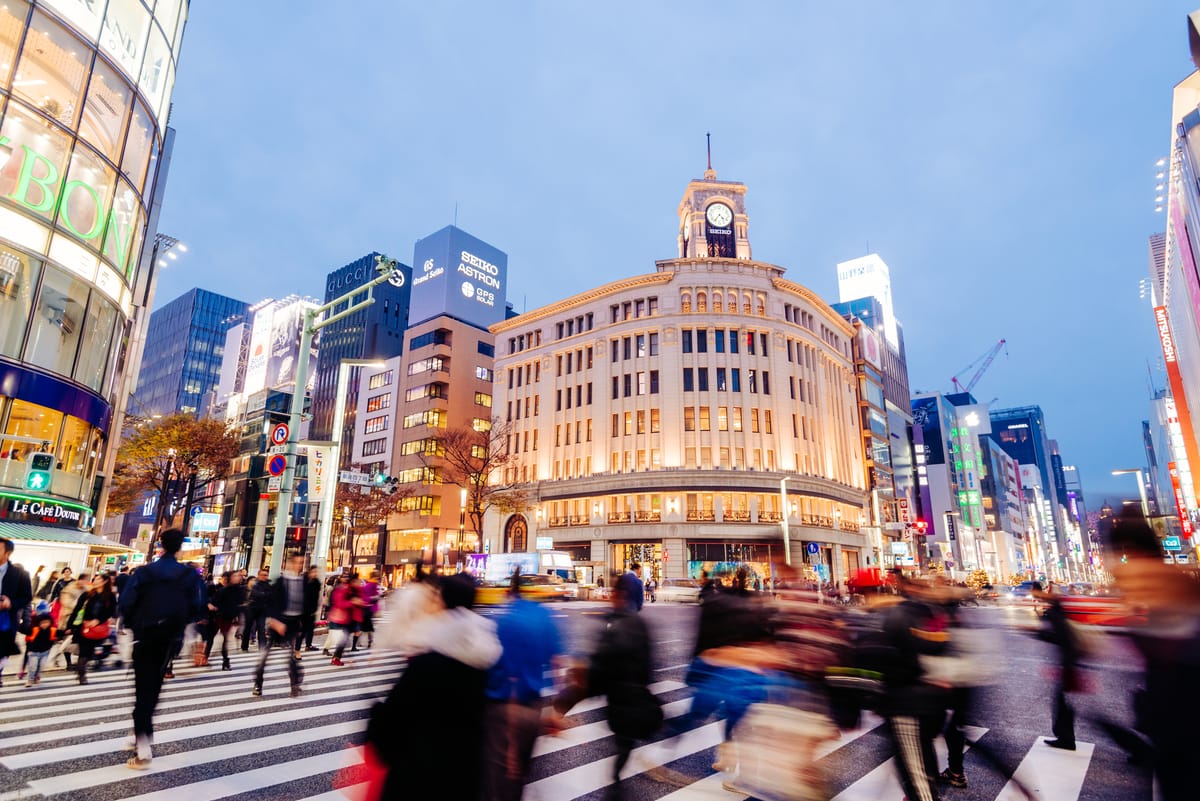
[
  {"left": 474, "top": 391, "right": 492, "bottom": 407},
  {"left": 748, "top": 369, "right": 757, "bottom": 393},
  {"left": 636, "top": 334, "right": 646, "bottom": 358},
  {"left": 760, "top": 333, "right": 768, "bottom": 355},
  {"left": 610, "top": 339, "right": 619, "bottom": 361},
  {"left": 733, "top": 407, "right": 743, "bottom": 432},
  {"left": 637, "top": 372, "right": 647, "bottom": 395},
  {"left": 556, "top": 390, "right": 562, "bottom": 411},
  {"left": 649, "top": 333, "right": 659, "bottom": 356},
  {"left": 683, "top": 368, "right": 694, "bottom": 392},
  {"left": 576, "top": 385, "right": 583, "bottom": 407},
  {"left": 699, "top": 407, "right": 711, "bottom": 431},
  {"left": 682, "top": 329, "right": 693, "bottom": 353},
  {"left": 787, "top": 340, "right": 794, "bottom": 363},
  {"left": 475, "top": 366, "right": 493, "bottom": 382},
  {"left": 792, "top": 414, "right": 798, "bottom": 437},
  {"left": 623, "top": 373, "right": 632, "bottom": 397},
  {"left": 685, "top": 447, "right": 697, "bottom": 468},
  {"left": 651, "top": 408, "right": 661, "bottom": 433},
  {"left": 650, "top": 370, "right": 659, "bottom": 394},
  {"left": 566, "top": 353, "right": 573, "bottom": 374},
  {"left": 364, "top": 415, "right": 389, "bottom": 434},
  {"left": 789, "top": 376, "right": 796, "bottom": 399},
  {"left": 716, "top": 368, "right": 727, "bottom": 392},
  {"left": 623, "top": 337, "right": 632, "bottom": 360},
  {"left": 731, "top": 369, "right": 741, "bottom": 392},
  {"left": 729, "top": 331, "right": 739, "bottom": 353},
  {"left": 697, "top": 368, "right": 709, "bottom": 391},
  {"left": 715, "top": 329, "right": 725, "bottom": 353},
  {"left": 362, "top": 438, "right": 387, "bottom": 457},
  {"left": 719, "top": 447, "right": 730, "bottom": 469},
  {"left": 366, "top": 393, "right": 391, "bottom": 412},
  {"left": 587, "top": 347, "right": 593, "bottom": 368},
  {"left": 696, "top": 328, "right": 707, "bottom": 353},
  {"left": 635, "top": 298, "right": 645, "bottom": 318},
  {"left": 612, "top": 413, "right": 619, "bottom": 437},
  {"left": 587, "top": 419, "right": 593, "bottom": 441},
  {"left": 764, "top": 410, "right": 773, "bottom": 434},
  {"left": 368, "top": 370, "right": 393, "bottom": 390},
  {"left": 472, "top": 418, "right": 492, "bottom": 432},
  {"left": 684, "top": 407, "right": 696, "bottom": 431},
  {"left": 637, "top": 410, "right": 646, "bottom": 434},
  {"left": 477, "top": 341, "right": 494, "bottom": 357},
  {"left": 556, "top": 425, "right": 562, "bottom": 446},
  {"left": 746, "top": 332, "right": 756, "bottom": 355},
  {"left": 612, "top": 376, "right": 619, "bottom": 400},
  {"left": 565, "top": 387, "right": 572, "bottom": 409},
  {"left": 624, "top": 412, "right": 633, "bottom": 436},
  {"left": 649, "top": 297, "right": 658, "bottom": 315},
  {"left": 751, "top": 408, "right": 760, "bottom": 433},
  {"left": 718, "top": 407, "right": 728, "bottom": 431},
  {"left": 762, "top": 371, "right": 770, "bottom": 395},
  {"left": 564, "top": 422, "right": 571, "bottom": 444}
]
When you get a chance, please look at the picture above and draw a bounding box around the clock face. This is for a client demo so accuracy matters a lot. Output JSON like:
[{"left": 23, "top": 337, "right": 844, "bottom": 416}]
[{"left": 706, "top": 203, "right": 733, "bottom": 228}]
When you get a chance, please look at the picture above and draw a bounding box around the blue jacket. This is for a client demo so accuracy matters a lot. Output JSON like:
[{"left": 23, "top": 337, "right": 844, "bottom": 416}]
[
  {"left": 616, "top": 571, "right": 645, "bottom": 612},
  {"left": 118, "top": 556, "right": 206, "bottom": 636}
]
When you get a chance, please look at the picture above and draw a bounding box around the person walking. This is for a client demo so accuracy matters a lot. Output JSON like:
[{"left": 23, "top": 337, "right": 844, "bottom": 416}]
[
  {"left": 241, "top": 567, "right": 272, "bottom": 652},
  {"left": 48, "top": 567, "right": 71, "bottom": 602},
  {"left": 23, "top": 601, "right": 56, "bottom": 686},
  {"left": 327, "top": 573, "right": 360, "bottom": 666},
  {"left": 355, "top": 571, "right": 380, "bottom": 650},
  {"left": 118, "top": 528, "right": 207, "bottom": 769},
  {"left": 0, "top": 537, "right": 34, "bottom": 686},
  {"left": 556, "top": 577, "right": 659, "bottom": 801},
  {"left": 35, "top": 570, "right": 59, "bottom": 601},
  {"left": 301, "top": 566, "right": 321, "bottom": 652},
  {"left": 615, "top": 562, "right": 645, "bottom": 612},
  {"left": 205, "top": 571, "right": 245, "bottom": 670},
  {"left": 1032, "top": 581, "right": 1080, "bottom": 751},
  {"left": 253, "top": 553, "right": 307, "bottom": 697},
  {"left": 67, "top": 573, "right": 116, "bottom": 684},
  {"left": 484, "top": 571, "right": 565, "bottom": 801}
]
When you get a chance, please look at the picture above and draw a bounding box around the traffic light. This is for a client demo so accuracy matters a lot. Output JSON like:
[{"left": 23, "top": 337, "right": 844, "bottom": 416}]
[
  {"left": 914, "top": 520, "right": 928, "bottom": 536},
  {"left": 371, "top": 472, "right": 401, "bottom": 495},
  {"left": 25, "top": 452, "right": 53, "bottom": 492}
]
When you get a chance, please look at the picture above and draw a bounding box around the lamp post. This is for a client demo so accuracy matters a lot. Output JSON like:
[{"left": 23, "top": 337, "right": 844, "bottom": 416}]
[
  {"left": 779, "top": 477, "right": 792, "bottom": 566},
  {"left": 268, "top": 256, "right": 403, "bottom": 578},
  {"left": 1112, "top": 469, "right": 1150, "bottom": 519},
  {"left": 308, "top": 358, "right": 386, "bottom": 580},
  {"left": 459, "top": 486, "right": 468, "bottom": 557}
]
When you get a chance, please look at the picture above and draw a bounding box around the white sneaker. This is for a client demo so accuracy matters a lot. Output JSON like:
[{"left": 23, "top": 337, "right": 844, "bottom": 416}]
[{"left": 122, "top": 735, "right": 137, "bottom": 751}]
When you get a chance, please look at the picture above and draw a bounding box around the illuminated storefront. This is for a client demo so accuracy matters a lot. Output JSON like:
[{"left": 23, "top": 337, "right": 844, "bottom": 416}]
[{"left": 0, "top": 1, "right": 187, "bottom": 540}]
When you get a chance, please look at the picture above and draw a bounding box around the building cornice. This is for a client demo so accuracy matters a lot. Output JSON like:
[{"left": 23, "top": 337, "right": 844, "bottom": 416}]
[
  {"left": 771, "top": 277, "right": 858, "bottom": 337},
  {"left": 490, "top": 273, "right": 675, "bottom": 334},
  {"left": 531, "top": 469, "right": 867, "bottom": 506}
]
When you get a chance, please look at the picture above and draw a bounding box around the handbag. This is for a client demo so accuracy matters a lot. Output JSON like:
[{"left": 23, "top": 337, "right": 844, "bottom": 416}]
[
  {"left": 606, "top": 681, "right": 663, "bottom": 739},
  {"left": 82, "top": 620, "right": 111, "bottom": 640}
]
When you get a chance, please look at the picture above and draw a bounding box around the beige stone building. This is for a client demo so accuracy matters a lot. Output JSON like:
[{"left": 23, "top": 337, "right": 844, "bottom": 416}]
[{"left": 487, "top": 170, "right": 869, "bottom": 586}]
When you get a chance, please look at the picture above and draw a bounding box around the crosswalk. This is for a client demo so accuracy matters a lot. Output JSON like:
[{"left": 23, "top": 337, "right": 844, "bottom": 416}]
[{"left": 0, "top": 649, "right": 1102, "bottom": 801}]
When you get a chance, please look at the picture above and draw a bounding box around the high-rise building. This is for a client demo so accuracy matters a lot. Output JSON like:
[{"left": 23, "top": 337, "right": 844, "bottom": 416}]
[
  {"left": 487, "top": 169, "right": 868, "bottom": 586},
  {"left": 131, "top": 288, "right": 248, "bottom": 417},
  {"left": 0, "top": 2, "right": 188, "bottom": 564},
  {"left": 376, "top": 226, "right": 506, "bottom": 580},
  {"left": 309, "top": 253, "right": 412, "bottom": 466},
  {"left": 837, "top": 254, "right": 899, "bottom": 350}
]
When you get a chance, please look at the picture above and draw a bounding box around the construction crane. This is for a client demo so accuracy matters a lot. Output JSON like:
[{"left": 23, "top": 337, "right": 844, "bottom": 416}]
[{"left": 950, "top": 339, "right": 1007, "bottom": 394}]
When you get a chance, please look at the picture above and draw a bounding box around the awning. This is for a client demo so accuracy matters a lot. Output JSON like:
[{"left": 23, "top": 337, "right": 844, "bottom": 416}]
[{"left": 0, "top": 521, "right": 134, "bottom": 554}]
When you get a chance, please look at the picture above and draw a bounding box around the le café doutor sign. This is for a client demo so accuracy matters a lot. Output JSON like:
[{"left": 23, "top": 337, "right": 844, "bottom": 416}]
[{"left": 3, "top": 495, "right": 90, "bottom": 530}]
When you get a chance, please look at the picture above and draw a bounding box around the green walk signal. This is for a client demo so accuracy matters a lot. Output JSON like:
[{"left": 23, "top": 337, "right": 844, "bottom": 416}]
[{"left": 25, "top": 452, "right": 53, "bottom": 492}]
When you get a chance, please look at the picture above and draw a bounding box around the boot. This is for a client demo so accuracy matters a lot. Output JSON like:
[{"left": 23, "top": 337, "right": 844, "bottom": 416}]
[{"left": 222, "top": 657, "right": 232, "bottom": 671}]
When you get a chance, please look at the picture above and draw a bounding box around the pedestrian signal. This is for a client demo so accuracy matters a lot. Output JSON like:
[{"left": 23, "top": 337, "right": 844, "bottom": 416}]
[{"left": 25, "top": 452, "right": 53, "bottom": 491}]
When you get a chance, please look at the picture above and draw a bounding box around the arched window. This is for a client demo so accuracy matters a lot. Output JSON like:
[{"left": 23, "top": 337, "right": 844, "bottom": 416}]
[
  {"left": 697, "top": 291, "right": 707, "bottom": 312},
  {"left": 713, "top": 292, "right": 723, "bottom": 312},
  {"left": 681, "top": 291, "right": 692, "bottom": 313}
]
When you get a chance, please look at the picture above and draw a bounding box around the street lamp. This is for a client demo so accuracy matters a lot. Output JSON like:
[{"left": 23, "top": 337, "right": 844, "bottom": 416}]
[
  {"left": 459, "top": 486, "right": 468, "bottom": 556},
  {"left": 269, "top": 255, "right": 403, "bottom": 578},
  {"left": 1112, "top": 469, "right": 1150, "bottom": 519},
  {"left": 779, "top": 477, "right": 792, "bottom": 566}
]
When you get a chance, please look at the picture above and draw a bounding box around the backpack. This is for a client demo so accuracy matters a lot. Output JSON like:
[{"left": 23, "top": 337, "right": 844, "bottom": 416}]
[{"left": 131, "top": 563, "right": 195, "bottom": 641}]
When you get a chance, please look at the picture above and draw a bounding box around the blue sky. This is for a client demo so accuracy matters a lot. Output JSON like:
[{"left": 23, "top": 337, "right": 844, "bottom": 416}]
[{"left": 154, "top": 1, "right": 1197, "bottom": 502}]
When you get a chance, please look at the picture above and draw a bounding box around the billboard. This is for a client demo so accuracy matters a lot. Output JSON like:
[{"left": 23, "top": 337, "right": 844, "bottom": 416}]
[
  {"left": 911, "top": 396, "right": 945, "bottom": 465},
  {"left": 836, "top": 254, "right": 898, "bottom": 349},
  {"left": 243, "top": 297, "right": 320, "bottom": 396},
  {"left": 409, "top": 226, "right": 508, "bottom": 328},
  {"left": 1154, "top": 305, "right": 1200, "bottom": 512}
]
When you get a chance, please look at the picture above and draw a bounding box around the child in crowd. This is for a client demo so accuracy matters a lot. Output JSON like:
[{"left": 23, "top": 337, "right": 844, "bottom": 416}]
[{"left": 24, "top": 602, "right": 57, "bottom": 686}]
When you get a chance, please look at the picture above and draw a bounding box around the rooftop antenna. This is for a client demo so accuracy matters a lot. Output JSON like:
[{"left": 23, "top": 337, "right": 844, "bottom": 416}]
[{"left": 704, "top": 132, "right": 716, "bottom": 180}]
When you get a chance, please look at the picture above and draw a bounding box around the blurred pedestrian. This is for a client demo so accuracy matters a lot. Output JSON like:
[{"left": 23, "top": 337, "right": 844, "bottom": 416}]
[
  {"left": 23, "top": 601, "right": 56, "bottom": 686},
  {"left": 484, "top": 570, "right": 565, "bottom": 801},
  {"left": 0, "top": 537, "right": 33, "bottom": 686},
  {"left": 301, "top": 566, "right": 321, "bottom": 652},
  {"left": 1032, "top": 581, "right": 1079, "bottom": 751},
  {"left": 1109, "top": 512, "right": 1200, "bottom": 801},
  {"left": 253, "top": 553, "right": 306, "bottom": 696},
  {"left": 355, "top": 570, "right": 380, "bottom": 650},
  {"left": 67, "top": 573, "right": 116, "bottom": 684},
  {"left": 556, "top": 575, "right": 659, "bottom": 801},
  {"left": 35, "top": 569, "right": 59, "bottom": 600},
  {"left": 241, "top": 567, "right": 272, "bottom": 651},
  {"left": 206, "top": 570, "right": 244, "bottom": 670},
  {"left": 615, "top": 562, "right": 645, "bottom": 612},
  {"left": 327, "top": 573, "right": 360, "bottom": 666},
  {"left": 365, "top": 572, "right": 501, "bottom": 801},
  {"left": 119, "top": 527, "right": 207, "bottom": 769},
  {"left": 48, "top": 567, "right": 71, "bottom": 602}
]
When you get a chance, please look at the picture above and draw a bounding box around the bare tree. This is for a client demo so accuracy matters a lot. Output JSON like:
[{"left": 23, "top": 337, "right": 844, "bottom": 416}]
[
  {"left": 430, "top": 418, "right": 527, "bottom": 550},
  {"left": 331, "top": 482, "right": 405, "bottom": 567}
]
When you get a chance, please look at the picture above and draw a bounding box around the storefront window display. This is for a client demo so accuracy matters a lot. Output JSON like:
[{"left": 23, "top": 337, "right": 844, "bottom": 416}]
[
  {"left": 0, "top": 396, "right": 101, "bottom": 504},
  {"left": 0, "top": 246, "right": 40, "bottom": 358},
  {"left": 25, "top": 263, "right": 88, "bottom": 376},
  {"left": 614, "top": 542, "right": 661, "bottom": 581},
  {"left": 686, "top": 541, "right": 777, "bottom": 590}
]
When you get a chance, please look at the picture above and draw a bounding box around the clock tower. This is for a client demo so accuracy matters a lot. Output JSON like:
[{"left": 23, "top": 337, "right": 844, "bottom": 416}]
[{"left": 676, "top": 151, "right": 751, "bottom": 260}]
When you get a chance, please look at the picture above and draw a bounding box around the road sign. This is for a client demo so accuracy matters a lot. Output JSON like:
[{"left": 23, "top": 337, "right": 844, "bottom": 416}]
[
  {"left": 1164, "top": 536, "right": 1183, "bottom": 551},
  {"left": 191, "top": 512, "right": 220, "bottom": 533},
  {"left": 268, "top": 454, "right": 287, "bottom": 476},
  {"left": 269, "top": 445, "right": 287, "bottom": 455},
  {"left": 267, "top": 476, "right": 282, "bottom": 492},
  {"left": 806, "top": 542, "right": 819, "bottom": 555},
  {"left": 535, "top": 536, "right": 553, "bottom": 550},
  {"left": 339, "top": 470, "right": 372, "bottom": 486},
  {"left": 270, "top": 423, "right": 289, "bottom": 446}
]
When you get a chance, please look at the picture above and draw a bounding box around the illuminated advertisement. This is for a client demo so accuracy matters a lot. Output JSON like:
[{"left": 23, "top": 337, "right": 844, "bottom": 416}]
[
  {"left": 244, "top": 297, "right": 319, "bottom": 395},
  {"left": 1154, "top": 306, "right": 1200, "bottom": 508},
  {"left": 837, "top": 254, "right": 897, "bottom": 349},
  {"left": 409, "top": 226, "right": 508, "bottom": 329},
  {"left": 911, "top": 396, "right": 945, "bottom": 465}
]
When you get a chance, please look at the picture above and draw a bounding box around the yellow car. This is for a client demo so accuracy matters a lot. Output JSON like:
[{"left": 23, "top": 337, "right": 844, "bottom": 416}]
[{"left": 475, "top": 574, "right": 567, "bottom": 605}]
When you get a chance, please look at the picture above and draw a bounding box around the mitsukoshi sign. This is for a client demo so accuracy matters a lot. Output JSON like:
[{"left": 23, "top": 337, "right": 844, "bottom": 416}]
[{"left": 409, "top": 226, "right": 508, "bottom": 328}]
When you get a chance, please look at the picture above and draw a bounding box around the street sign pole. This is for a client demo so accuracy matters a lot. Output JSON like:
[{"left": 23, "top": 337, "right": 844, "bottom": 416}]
[{"left": 268, "top": 256, "right": 400, "bottom": 579}]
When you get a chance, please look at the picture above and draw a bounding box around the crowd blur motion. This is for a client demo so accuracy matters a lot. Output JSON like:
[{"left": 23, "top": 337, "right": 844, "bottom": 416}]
[{"left": 1, "top": 508, "right": 1199, "bottom": 800}]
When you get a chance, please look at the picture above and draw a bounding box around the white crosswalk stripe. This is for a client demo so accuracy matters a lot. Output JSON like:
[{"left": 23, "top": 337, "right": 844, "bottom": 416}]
[{"left": 0, "top": 648, "right": 1101, "bottom": 801}]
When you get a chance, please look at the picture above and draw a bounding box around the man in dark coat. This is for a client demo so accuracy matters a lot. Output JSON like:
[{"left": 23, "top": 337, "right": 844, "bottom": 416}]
[
  {"left": 0, "top": 537, "right": 33, "bottom": 685},
  {"left": 615, "top": 562, "right": 645, "bottom": 612},
  {"left": 1033, "top": 581, "right": 1079, "bottom": 750}
]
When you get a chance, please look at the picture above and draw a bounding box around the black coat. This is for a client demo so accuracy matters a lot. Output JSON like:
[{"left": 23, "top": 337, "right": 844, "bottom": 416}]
[
  {"left": 68, "top": 592, "right": 116, "bottom": 633},
  {"left": 589, "top": 608, "right": 659, "bottom": 738},
  {"left": 213, "top": 583, "right": 246, "bottom": 620},
  {"left": 371, "top": 651, "right": 489, "bottom": 801},
  {"left": 0, "top": 560, "right": 33, "bottom": 656},
  {"left": 303, "top": 577, "right": 321, "bottom": 617}
]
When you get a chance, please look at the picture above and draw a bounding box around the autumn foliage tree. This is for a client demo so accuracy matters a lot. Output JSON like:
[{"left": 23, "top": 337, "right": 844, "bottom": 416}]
[
  {"left": 333, "top": 482, "right": 405, "bottom": 563},
  {"left": 429, "top": 418, "right": 526, "bottom": 551},
  {"left": 107, "top": 414, "right": 241, "bottom": 550}
]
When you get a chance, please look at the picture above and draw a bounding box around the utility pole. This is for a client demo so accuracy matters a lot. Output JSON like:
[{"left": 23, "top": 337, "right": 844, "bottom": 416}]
[{"left": 268, "top": 255, "right": 402, "bottom": 578}]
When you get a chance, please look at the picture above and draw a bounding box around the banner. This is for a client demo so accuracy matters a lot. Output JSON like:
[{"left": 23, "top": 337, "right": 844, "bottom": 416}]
[
  {"left": 309, "top": 445, "right": 334, "bottom": 507},
  {"left": 1154, "top": 306, "right": 1200, "bottom": 518}
]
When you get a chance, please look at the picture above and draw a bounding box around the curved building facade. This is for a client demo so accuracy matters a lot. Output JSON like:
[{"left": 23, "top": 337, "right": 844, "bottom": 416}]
[
  {"left": 0, "top": 1, "right": 186, "bottom": 531},
  {"left": 488, "top": 171, "right": 869, "bottom": 586}
]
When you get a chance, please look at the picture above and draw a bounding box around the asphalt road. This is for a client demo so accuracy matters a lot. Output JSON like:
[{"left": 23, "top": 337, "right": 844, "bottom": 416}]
[{"left": 0, "top": 599, "right": 1159, "bottom": 801}]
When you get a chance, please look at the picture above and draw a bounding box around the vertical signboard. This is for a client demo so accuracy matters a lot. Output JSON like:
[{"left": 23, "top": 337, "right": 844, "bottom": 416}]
[
  {"left": 409, "top": 226, "right": 508, "bottom": 329},
  {"left": 1154, "top": 305, "right": 1200, "bottom": 515},
  {"left": 911, "top": 396, "right": 945, "bottom": 465}
]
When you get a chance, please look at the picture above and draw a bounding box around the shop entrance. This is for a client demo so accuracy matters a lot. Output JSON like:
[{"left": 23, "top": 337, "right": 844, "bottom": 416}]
[{"left": 613, "top": 542, "right": 662, "bottom": 583}]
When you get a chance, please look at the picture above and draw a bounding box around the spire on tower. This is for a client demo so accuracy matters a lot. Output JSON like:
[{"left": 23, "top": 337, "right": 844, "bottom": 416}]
[{"left": 704, "top": 132, "right": 716, "bottom": 180}]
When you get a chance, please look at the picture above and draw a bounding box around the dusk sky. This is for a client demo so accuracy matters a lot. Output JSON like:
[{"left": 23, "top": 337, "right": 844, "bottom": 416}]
[{"left": 153, "top": 2, "right": 1196, "bottom": 502}]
